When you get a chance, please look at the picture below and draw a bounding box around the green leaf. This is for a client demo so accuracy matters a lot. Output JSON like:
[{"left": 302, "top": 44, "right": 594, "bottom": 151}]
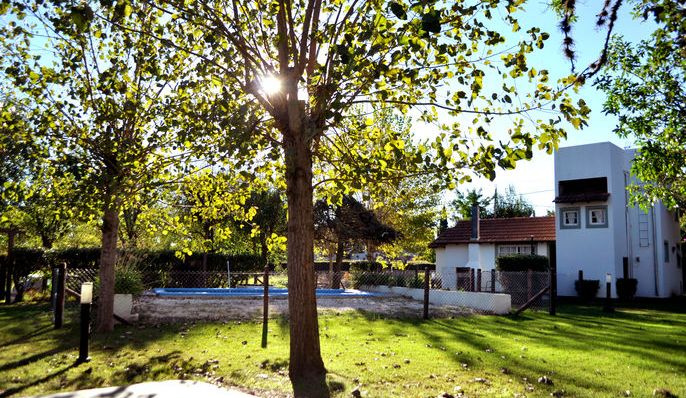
[
  {"left": 421, "top": 11, "right": 441, "bottom": 35},
  {"left": 389, "top": 2, "right": 407, "bottom": 20}
]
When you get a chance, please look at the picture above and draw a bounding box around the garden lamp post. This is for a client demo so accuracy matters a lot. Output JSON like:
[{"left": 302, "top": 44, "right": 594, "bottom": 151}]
[
  {"left": 78, "top": 282, "right": 93, "bottom": 363},
  {"left": 603, "top": 273, "right": 614, "bottom": 313}
]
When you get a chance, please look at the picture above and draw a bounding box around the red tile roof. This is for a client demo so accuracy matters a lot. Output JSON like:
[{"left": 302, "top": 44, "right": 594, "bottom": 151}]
[{"left": 429, "top": 216, "right": 556, "bottom": 248}]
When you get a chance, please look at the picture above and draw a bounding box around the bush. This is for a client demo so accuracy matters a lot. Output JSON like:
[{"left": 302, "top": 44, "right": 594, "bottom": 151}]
[
  {"left": 616, "top": 278, "right": 638, "bottom": 301},
  {"left": 574, "top": 279, "right": 600, "bottom": 302},
  {"left": 389, "top": 273, "right": 407, "bottom": 287},
  {"left": 114, "top": 266, "right": 145, "bottom": 295},
  {"left": 496, "top": 254, "right": 549, "bottom": 272},
  {"left": 408, "top": 276, "right": 424, "bottom": 289}
]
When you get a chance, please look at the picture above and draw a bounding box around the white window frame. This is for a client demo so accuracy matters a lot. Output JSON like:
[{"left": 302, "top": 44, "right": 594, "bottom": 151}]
[
  {"left": 497, "top": 244, "right": 536, "bottom": 256},
  {"left": 560, "top": 207, "right": 580, "bottom": 229},
  {"left": 586, "top": 206, "right": 608, "bottom": 228}
]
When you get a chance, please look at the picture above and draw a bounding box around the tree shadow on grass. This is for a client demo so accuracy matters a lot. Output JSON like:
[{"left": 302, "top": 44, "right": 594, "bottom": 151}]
[
  {"left": 0, "top": 347, "right": 72, "bottom": 373},
  {"left": 0, "top": 362, "right": 79, "bottom": 398},
  {"left": 0, "top": 325, "right": 52, "bottom": 347},
  {"left": 344, "top": 303, "right": 686, "bottom": 396}
]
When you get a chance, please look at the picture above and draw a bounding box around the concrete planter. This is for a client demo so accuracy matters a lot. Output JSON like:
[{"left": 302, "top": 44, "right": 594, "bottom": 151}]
[
  {"left": 114, "top": 293, "right": 135, "bottom": 322},
  {"left": 360, "top": 285, "right": 511, "bottom": 314}
]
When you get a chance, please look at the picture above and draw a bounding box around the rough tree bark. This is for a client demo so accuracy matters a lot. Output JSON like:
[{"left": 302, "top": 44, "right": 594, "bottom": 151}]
[
  {"left": 284, "top": 130, "right": 328, "bottom": 397},
  {"left": 96, "top": 201, "right": 120, "bottom": 332}
]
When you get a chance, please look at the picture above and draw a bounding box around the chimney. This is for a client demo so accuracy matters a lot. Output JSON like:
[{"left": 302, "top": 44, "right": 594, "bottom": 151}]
[{"left": 470, "top": 204, "right": 480, "bottom": 240}]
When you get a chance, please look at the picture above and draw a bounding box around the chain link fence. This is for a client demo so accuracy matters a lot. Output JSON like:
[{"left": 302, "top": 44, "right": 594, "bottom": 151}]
[
  {"left": 55, "top": 266, "right": 550, "bottom": 321},
  {"left": 350, "top": 268, "right": 550, "bottom": 313}
]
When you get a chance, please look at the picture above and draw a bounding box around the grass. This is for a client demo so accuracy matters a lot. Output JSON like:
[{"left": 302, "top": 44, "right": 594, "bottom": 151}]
[{"left": 0, "top": 300, "right": 685, "bottom": 397}]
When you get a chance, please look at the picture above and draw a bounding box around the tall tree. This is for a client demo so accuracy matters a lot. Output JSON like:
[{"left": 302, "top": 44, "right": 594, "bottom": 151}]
[
  {"left": 595, "top": 4, "right": 686, "bottom": 209},
  {"left": 314, "top": 195, "right": 397, "bottom": 286},
  {"left": 3, "top": 0, "right": 591, "bottom": 394},
  {"left": 452, "top": 189, "right": 492, "bottom": 221},
  {"left": 490, "top": 185, "right": 535, "bottom": 218},
  {"left": 240, "top": 189, "right": 288, "bottom": 266},
  {"left": 147, "top": 1, "right": 589, "bottom": 393},
  {"left": 1, "top": 3, "right": 191, "bottom": 331}
]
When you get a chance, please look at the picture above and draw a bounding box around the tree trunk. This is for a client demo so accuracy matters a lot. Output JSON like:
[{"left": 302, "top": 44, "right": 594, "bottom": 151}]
[
  {"left": 12, "top": 272, "right": 24, "bottom": 303},
  {"left": 260, "top": 233, "right": 269, "bottom": 267},
  {"left": 96, "top": 205, "right": 120, "bottom": 332},
  {"left": 284, "top": 132, "right": 328, "bottom": 397},
  {"left": 333, "top": 239, "right": 344, "bottom": 289},
  {"left": 40, "top": 234, "right": 53, "bottom": 250}
]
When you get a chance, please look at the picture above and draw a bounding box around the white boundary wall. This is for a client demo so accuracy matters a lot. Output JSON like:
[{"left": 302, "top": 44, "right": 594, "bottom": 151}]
[{"left": 360, "top": 286, "right": 511, "bottom": 314}]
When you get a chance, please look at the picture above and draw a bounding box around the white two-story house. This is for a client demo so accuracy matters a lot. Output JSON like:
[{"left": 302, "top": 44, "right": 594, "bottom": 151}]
[{"left": 554, "top": 142, "right": 683, "bottom": 298}]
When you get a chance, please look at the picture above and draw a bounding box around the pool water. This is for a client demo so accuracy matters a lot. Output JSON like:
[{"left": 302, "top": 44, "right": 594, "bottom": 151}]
[{"left": 152, "top": 287, "right": 381, "bottom": 298}]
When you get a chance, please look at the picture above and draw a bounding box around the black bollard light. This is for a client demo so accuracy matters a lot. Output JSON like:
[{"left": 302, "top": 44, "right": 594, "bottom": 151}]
[
  {"left": 77, "top": 282, "right": 93, "bottom": 363},
  {"left": 603, "top": 273, "right": 614, "bottom": 313}
]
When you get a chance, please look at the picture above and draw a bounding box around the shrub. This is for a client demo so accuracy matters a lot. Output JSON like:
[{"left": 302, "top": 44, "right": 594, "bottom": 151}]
[
  {"left": 496, "top": 254, "right": 549, "bottom": 272},
  {"left": 346, "top": 261, "right": 383, "bottom": 273},
  {"left": 350, "top": 271, "right": 387, "bottom": 288},
  {"left": 616, "top": 278, "right": 638, "bottom": 301},
  {"left": 114, "top": 266, "right": 145, "bottom": 295},
  {"left": 408, "top": 276, "right": 424, "bottom": 289},
  {"left": 574, "top": 279, "right": 600, "bottom": 302},
  {"left": 389, "top": 273, "right": 407, "bottom": 287}
]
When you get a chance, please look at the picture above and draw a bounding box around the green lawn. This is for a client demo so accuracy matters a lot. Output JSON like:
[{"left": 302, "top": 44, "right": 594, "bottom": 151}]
[{"left": 0, "top": 301, "right": 685, "bottom": 397}]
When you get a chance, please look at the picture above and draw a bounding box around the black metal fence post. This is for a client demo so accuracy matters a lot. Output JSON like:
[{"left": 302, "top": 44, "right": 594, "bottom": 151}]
[
  {"left": 491, "top": 269, "right": 496, "bottom": 293},
  {"left": 423, "top": 266, "right": 430, "bottom": 319},
  {"left": 549, "top": 261, "right": 557, "bottom": 315}
]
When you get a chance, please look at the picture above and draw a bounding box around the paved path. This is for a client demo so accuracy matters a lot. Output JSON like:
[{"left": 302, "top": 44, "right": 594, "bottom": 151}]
[{"left": 34, "top": 380, "right": 258, "bottom": 398}]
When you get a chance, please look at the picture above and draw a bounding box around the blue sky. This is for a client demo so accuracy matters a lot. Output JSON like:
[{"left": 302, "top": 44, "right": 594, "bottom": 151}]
[{"left": 434, "top": 1, "right": 656, "bottom": 216}]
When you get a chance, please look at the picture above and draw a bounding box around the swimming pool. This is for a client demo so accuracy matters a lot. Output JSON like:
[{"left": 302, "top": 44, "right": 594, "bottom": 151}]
[{"left": 152, "top": 287, "right": 382, "bottom": 298}]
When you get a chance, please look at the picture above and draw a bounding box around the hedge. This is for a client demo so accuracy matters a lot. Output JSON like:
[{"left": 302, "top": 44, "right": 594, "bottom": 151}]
[
  {"left": 495, "top": 254, "right": 549, "bottom": 272},
  {"left": 1, "top": 248, "right": 265, "bottom": 273},
  {"left": 311, "top": 261, "right": 434, "bottom": 272}
]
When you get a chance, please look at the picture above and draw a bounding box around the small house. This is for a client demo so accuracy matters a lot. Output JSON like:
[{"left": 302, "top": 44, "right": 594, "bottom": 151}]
[{"left": 430, "top": 211, "right": 556, "bottom": 290}]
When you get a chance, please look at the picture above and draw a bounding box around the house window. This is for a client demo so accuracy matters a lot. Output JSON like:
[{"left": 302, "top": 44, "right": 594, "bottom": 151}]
[
  {"left": 586, "top": 206, "right": 608, "bottom": 228},
  {"left": 560, "top": 207, "right": 580, "bottom": 229},
  {"left": 498, "top": 244, "right": 536, "bottom": 256}
]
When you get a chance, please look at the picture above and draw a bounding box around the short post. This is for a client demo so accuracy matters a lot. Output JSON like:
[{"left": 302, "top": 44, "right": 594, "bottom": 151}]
[
  {"left": 578, "top": 270, "right": 584, "bottom": 281},
  {"left": 54, "top": 262, "right": 66, "bottom": 329},
  {"left": 423, "top": 266, "right": 430, "bottom": 320},
  {"left": 491, "top": 269, "right": 496, "bottom": 293},
  {"left": 549, "top": 261, "right": 557, "bottom": 316},
  {"left": 261, "top": 264, "right": 269, "bottom": 348},
  {"left": 603, "top": 273, "right": 614, "bottom": 313},
  {"left": 622, "top": 257, "right": 629, "bottom": 279},
  {"left": 476, "top": 269, "right": 482, "bottom": 292},
  {"left": 469, "top": 268, "right": 475, "bottom": 291},
  {"left": 77, "top": 282, "right": 93, "bottom": 364}
]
